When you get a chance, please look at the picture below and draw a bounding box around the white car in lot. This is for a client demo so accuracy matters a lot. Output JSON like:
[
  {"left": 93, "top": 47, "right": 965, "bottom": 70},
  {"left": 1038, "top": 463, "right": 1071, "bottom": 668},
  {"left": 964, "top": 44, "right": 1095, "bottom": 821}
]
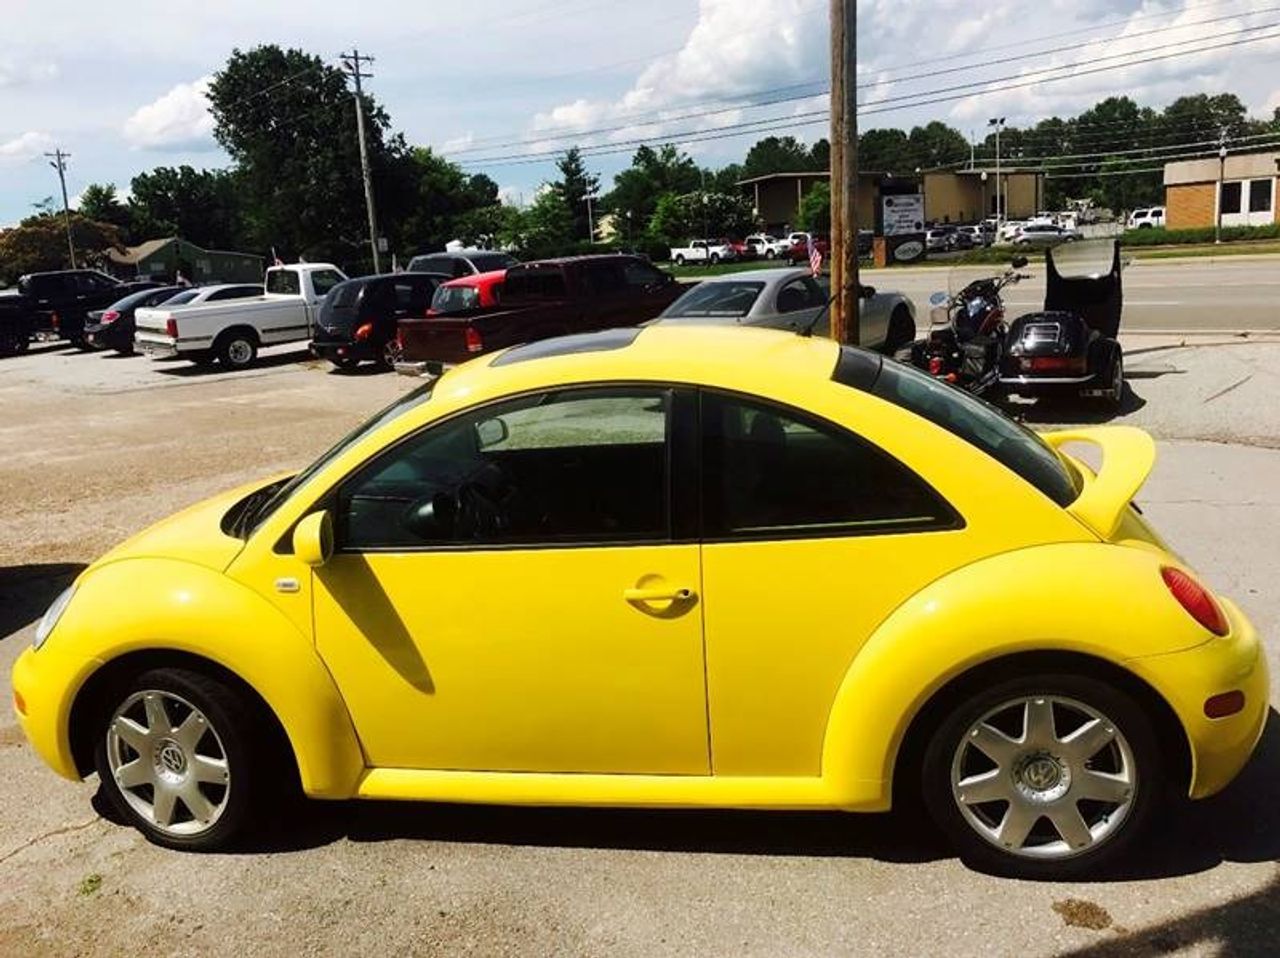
[
  {"left": 1127, "top": 207, "right": 1166, "bottom": 229},
  {"left": 669, "top": 239, "right": 737, "bottom": 266},
  {"left": 136, "top": 263, "right": 347, "bottom": 369},
  {"left": 744, "top": 234, "right": 788, "bottom": 259}
]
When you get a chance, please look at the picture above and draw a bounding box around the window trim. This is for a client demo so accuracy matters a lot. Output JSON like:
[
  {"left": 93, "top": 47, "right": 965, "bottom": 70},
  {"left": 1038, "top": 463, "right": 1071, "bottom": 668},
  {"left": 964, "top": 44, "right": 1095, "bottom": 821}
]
[
  {"left": 695, "top": 387, "right": 964, "bottom": 544},
  {"left": 333, "top": 382, "right": 693, "bottom": 554}
]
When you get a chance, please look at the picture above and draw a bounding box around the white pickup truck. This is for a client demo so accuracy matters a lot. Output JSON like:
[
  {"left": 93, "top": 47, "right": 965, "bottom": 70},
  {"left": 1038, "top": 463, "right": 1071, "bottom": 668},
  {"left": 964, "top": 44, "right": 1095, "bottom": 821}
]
[
  {"left": 744, "top": 234, "right": 788, "bottom": 259},
  {"left": 669, "top": 239, "right": 737, "bottom": 266},
  {"left": 135, "top": 263, "right": 348, "bottom": 368}
]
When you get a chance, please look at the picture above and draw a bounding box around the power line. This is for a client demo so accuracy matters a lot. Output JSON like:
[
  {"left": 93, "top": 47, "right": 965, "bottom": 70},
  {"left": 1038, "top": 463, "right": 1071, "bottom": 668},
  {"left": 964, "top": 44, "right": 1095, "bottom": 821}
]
[
  {"left": 457, "top": 25, "right": 1280, "bottom": 166},
  {"left": 445, "top": 0, "right": 1274, "bottom": 156}
]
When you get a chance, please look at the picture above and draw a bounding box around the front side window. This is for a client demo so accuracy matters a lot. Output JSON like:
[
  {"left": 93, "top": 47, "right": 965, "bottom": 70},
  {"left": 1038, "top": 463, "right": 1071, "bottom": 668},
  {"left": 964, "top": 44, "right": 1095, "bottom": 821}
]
[
  {"left": 581, "top": 261, "right": 626, "bottom": 294},
  {"left": 310, "top": 270, "right": 344, "bottom": 297},
  {"left": 341, "top": 388, "right": 671, "bottom": 549},
  {"left": 775, "top": 277, "right": 825, "bottom": 314},
  {"left": 624, "top": 261, "right": 666, "bottom": 287},
  {"left": 701, "top": 392, "right": 954, "bottom": 539},
  {"left": 503, "top": 269, "right": 567, "bottom": 300}
]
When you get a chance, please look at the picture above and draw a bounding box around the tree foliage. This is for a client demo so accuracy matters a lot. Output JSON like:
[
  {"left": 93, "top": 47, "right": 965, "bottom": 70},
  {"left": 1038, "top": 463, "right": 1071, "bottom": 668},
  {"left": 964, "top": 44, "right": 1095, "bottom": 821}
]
[
  {"left": 795, "top": 181, "right": 830, "bottom": 233},
  {"left": 0, "top": 213, "right": 124, "bottom": 281},
  {"left": 649, "top": 191, "right": 754, "bottom": 242},
  {"left": 77, "top": 184, "right": 132, "bottom": 241},
  {"left": 127, "top": 166, "right": 244, "bottom": 250},
  {"left": 551, "top": 148, "right": 600, "bottom": 241}
]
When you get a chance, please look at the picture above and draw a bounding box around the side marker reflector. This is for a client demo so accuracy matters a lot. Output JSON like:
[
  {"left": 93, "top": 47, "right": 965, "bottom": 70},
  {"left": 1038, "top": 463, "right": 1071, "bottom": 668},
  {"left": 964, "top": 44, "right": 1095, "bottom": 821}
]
[{"left": 1204, "top": 691, "right": 1245, "bottom": 719}]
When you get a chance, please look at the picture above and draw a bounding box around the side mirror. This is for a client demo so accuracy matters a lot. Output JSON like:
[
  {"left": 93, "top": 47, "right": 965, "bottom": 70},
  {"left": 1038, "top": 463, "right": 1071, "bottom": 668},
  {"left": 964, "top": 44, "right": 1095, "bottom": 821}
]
[
  {"left": 402, "top": 492, "right": 457, "bottom": 540},
  {"left": 858, "top": 285, "right": 876, "bottom": 298},
  {"left": 293, "top": 511, "right": 334, "bottom": 567},
  {"left": 475, "top": 416, "right": 509, "bottom": 449},
  {"left": 1011, "top": 255, "right": 1029, "bottom": 268}
]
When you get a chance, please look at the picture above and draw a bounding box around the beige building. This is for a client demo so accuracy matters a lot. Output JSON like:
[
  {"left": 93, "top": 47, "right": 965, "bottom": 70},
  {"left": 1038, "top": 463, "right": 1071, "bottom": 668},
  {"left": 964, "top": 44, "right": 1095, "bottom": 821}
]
[
  {"left": 921, "top": 169, "right": 1046, "bottom": 224},
  {"left": 1164, "top": 150, "right": 1279, "bottom": 229},
  {"left": 737, "top": 171, "right": 896, "bottom": 234}
]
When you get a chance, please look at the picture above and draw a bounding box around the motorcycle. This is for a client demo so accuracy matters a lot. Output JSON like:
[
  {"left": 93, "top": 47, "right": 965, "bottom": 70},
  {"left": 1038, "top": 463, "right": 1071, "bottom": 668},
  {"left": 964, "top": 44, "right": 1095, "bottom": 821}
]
[{"left": 896, "top": 255, "right": 1030, "bottom": 396}]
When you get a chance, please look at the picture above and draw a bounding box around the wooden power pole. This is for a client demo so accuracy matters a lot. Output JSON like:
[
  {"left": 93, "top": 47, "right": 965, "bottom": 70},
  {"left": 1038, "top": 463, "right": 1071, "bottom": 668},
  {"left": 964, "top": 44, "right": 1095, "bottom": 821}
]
[
  {"left": 829, "top": 0, "right": 859, "bottom": 344},
  {"left": 341, "top": 48, "right": 382, "bottom": 274},
  {"left": 45, "top": 149, "right": 77, "bottom": 269}
]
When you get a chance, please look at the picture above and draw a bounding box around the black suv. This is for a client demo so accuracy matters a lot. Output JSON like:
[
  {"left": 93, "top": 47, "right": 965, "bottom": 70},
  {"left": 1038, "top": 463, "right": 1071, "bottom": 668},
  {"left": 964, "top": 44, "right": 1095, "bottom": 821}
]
[
  {"left": 0, "top": 270, "right": 145, "bottom": 347},
  {"left": 310, "top": 272, "right": 446, "bottom": 370}
]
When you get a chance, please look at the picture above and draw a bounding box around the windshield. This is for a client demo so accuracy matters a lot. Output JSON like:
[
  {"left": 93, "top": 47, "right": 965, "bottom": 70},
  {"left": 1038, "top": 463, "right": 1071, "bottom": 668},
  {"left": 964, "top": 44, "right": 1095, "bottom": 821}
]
[
  {"left": 661, "top": 281, "right": 764, "bottom": 318},
  {"left": 242, "top": 381, "right": 436, "bottom": 534},
  {"left": 161, "top": 289, "right": 199, "bottom": 306},
  {"left": 1050, "top": 238, "right": 1117, "bottom": 278},
  {"left": 468, "top": 252, "right": 518, "bottom": 272},
  {"left": 867, "top": 358, "right": 1079, "bottom": 507},
  {"left": 432, "top": 284, "right": 481, "bottom": 313}
]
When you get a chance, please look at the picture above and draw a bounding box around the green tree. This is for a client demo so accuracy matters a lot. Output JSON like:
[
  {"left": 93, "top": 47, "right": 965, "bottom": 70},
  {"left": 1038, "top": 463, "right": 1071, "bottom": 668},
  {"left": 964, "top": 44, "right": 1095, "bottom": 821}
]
[
  {"left": 706, "top": 162, "right": 744, "bottom": 193},
  {"left": 0, "top": 213, "right": 123, "bottom": 281},
  {"left": 77, "top": 184, "right": 132, "bottom": 241},
  {"left": 127, "top": 166, "right": 244, "bottom": 249},
  {"left": 551, "top": 148, "right": 600, "bottom": 241},
  {"left": 907, "top": 121, "right": 969, "bottom": 170},
  {"left": 602, "top": 144, "right": 701, "bottom": 231},
  {"left": 512, "top": 187, "right": 574, "bottom": 258},
  {"left": 809, "top": 138, "right": 830, "bottom": 171},
  {"left": 742, "top": 135, "right": 815, "bottom": 178},
  {"left": 649, "top": 191, "right": 753, "bottom": 242},
  {"left": 795, "top": 181, "right": 830, "bottom": 232},
  {"left": 859, "top": 128, "right": 912, "bottom": 174},
  {"left": 206, "top": 45, "right": 402, "bottom": 263}
]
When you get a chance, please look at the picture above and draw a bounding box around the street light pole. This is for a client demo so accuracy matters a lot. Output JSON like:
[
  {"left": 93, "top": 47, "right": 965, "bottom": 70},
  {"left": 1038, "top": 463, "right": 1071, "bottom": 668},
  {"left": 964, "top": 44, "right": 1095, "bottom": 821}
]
[
  {"left": 1216, "top": 140, "right": 1227, "bottom": 245},
  {"left": 989, "top": 117, "right": 1005, "bottom": 232}
]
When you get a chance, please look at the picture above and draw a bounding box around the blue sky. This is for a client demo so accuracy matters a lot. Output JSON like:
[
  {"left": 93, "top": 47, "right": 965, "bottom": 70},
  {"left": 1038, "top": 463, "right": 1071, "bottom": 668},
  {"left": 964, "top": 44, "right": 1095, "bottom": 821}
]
[{"left": 3, "top": 0, "right": 1279, "bottom": 228}]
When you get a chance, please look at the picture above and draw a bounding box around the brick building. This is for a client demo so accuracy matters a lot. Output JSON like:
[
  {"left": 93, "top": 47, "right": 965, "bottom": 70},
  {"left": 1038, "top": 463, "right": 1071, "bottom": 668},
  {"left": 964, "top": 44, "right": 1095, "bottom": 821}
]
[
  {"left": 921, "top": 169, "right": 1046, "bottom": 224},
  {"left": 737, "top": 171, "right": 915, "bottom": 234},
  {"left": 1163, "top": 150, "right": 1280, "bottom": 229}
]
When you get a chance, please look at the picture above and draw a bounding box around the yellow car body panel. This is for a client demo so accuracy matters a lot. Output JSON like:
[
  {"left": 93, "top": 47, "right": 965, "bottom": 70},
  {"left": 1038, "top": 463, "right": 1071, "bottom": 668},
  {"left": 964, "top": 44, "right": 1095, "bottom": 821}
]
[{"left": 11, "top": 325, "right": 1268, "bottom": 816}]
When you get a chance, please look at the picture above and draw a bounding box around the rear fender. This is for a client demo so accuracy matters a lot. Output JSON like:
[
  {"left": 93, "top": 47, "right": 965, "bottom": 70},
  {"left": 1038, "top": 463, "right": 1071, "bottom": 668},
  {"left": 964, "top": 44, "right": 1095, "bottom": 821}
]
[
  {"left": 818, "top": 542, "right": 1208, "bottom": 810},
  {"left": 46, "top": 558, "right": 363, "bottom": 798}
]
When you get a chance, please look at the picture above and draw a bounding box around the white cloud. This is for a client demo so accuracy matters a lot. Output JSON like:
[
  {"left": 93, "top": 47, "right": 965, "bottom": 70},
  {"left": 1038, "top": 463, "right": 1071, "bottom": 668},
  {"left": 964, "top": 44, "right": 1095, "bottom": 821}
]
[
  {"left": 0, "top": 131, "right": 54, "bottom": 164},
  {"left": 0, "top": 57, "right": 58, "bottom": 88},
  {"left": 1262, "top": 88, "right": 1280, "bottom": 116},
  {"left": 442, "top": 131, "right": 475, "bottom": 152},
  {"left": 122, "top": 75, "right": 216, "bottom": 150}
]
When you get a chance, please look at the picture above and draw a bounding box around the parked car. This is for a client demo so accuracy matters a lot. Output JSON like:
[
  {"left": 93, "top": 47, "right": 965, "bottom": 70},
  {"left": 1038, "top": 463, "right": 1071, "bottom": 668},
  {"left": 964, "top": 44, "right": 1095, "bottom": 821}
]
[
  {"left": 16, "top": 324, "right": 1267, "bottom": 880},
  {"left": 0, "top": 289, "right": 35, "bottom": 357},
  {"left": 1127, "top": 207, "right": 1165, "bottom": 229},
  {"left": 406, "top": 249, "right": 519, "bottom": 278},
  {"left": 999, "top": 220, "right": 1027, "bottom": 243},
  {"left": 310, "top": 272, "right": 446, "bottom": 371},
  {"left": 83, "top": 285, "right": 187, "bottom": 354},
  {"left": 425, "top": 269, "right": 507, "bottom": 317},
  {"left": 1012, "top": 223, "right": 1081, "bottom": 248},
  {"left": 957, "top": 225, "right": 992, "bottom": 248},
  {"left": 670, "top": 239, "right": 737, "bottom": 266},
  {"left": 724, "top": 238, "right": 756, "bottom": 261},
  {"left": 744, "top": 234, "right": 788, "bottom": 259},
  {"left": 0, "top": 269, "right": 134, "bottom": 347},
  {"left": 785, "top": 234, "right": 830, "bottom": 266},
  {"left": 396, "top": 254, "right": 681, "bottom": 375},
  {"left": 926, "top": 227, "right": 973, "bottom": 253},
  {"left": 135, "top": 264, "right": 347, "bottom": 369},
  {"left": 653, "top": 266, "right": 915, "bottom": 353}
]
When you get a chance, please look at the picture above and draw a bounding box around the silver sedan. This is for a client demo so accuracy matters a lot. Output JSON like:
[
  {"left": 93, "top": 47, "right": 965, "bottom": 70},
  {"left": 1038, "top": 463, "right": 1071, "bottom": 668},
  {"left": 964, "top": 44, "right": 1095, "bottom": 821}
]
[{"left": 654, "top": 267, "right": 916, "bottom": 353}]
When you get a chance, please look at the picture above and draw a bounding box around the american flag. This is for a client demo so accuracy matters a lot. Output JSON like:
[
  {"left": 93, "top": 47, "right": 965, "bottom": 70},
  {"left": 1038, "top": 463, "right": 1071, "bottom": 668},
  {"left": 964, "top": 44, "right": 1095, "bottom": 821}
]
[
  {"left": 808, "top": 239, "right": 822, "bottom": 276},
  {"left": 271, "top": 246, "right": 284, "bottom": 267}
]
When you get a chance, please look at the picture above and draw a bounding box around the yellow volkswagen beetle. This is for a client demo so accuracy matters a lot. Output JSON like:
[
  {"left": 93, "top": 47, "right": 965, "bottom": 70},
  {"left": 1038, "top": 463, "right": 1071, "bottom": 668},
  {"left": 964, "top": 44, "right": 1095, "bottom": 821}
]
[{"left": 12, "top": 325, "right": 1267, "bottom": 877}]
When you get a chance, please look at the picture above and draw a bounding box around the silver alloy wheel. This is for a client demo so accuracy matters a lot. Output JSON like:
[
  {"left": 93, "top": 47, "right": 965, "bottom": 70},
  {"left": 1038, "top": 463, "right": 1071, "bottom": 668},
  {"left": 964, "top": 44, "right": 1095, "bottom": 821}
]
[
  {"left": 105, "top": 690, "right": 231, "bottom": 837},
  {"left": 226, "top": 339, "right": 253, "bottom": 366},
  {"left": 383, "top": 338, "right": 402, "bottom": 366},
  {"left": 950, "top": 695, "right": 1136, "bottom": 860}
]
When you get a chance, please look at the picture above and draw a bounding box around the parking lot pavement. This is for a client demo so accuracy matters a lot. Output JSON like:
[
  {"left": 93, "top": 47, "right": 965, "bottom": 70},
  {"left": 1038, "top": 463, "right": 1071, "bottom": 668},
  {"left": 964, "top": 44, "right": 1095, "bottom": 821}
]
[{"left": 1, "top": 340, "right": 1278, "bottom": 956}]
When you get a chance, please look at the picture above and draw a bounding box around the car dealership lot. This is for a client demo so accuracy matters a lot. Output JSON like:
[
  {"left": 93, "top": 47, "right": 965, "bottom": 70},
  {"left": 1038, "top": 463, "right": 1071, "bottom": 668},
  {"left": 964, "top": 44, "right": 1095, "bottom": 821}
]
[{"left": 2, "top": 338, "right": 1278, "bottom": 956}]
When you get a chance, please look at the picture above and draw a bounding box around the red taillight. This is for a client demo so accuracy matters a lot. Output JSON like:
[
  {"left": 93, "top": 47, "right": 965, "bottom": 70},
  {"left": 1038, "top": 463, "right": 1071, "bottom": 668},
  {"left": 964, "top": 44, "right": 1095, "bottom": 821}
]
[
  {"left": 928, "top": 356, "right": 943, "bottom": 375},
  {"left": 395, "top": 329, "right": 404, "bottom": 349},
  {"left": 464, "top": 326, "right": 484, "bottom": 354},
  {"left": 1161, "top": 566, "right": 1229, "bottom": 636},
  {"left": 354, "top": 322, "right": 374, "bottom": 342},
  {"left": 51, "top": 312, "right": 60, "bottom": 331},
  {"left": 1024, "top": 356, "right": 1087, "bottom": 374},
  {"left": 101, "top": 310, "right": 120, "bottom": 325},
  {"left": 165, "top": 318, "right": 178, "bottom": 338}
]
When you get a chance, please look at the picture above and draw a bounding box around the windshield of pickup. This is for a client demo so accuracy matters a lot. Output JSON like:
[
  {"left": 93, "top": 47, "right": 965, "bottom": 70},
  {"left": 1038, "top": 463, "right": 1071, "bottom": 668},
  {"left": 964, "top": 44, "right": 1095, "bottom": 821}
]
[
  {"left": 266, "top": 270, "right": 300, "bottom": 295},
  {"left": 235, "top": 380, "right": 436, "bottom": 535},
  {"left": 661, "top": 281, "right": 764, "bottom": 318}
]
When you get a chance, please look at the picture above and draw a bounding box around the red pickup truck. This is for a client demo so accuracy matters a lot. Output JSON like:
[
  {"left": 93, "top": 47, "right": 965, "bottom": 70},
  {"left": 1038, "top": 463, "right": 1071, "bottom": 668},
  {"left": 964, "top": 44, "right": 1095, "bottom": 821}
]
[{"left": 395, "top": 254, "right": 682, "bottom": 375}]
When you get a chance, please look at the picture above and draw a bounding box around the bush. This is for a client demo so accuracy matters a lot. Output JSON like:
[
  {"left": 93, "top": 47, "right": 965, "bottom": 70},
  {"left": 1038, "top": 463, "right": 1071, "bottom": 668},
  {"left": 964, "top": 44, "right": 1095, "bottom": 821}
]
[{"left": 1120, "top": 224, "right": 1280, "bottom": 246}]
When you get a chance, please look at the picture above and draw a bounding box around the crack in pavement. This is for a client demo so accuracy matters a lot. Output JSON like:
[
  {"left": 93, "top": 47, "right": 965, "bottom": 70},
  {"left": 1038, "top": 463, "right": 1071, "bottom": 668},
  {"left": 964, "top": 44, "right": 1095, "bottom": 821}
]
[
  {"left": 0, "top": 817, "right": 102, "bottom": 865},
  {"left": 1202, "top": 374, "right": 1255, "bottom": 404}
]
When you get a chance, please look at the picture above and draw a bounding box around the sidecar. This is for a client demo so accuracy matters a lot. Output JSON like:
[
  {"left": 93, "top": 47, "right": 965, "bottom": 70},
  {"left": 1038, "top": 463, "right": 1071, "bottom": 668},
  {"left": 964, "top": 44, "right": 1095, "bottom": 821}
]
[{"left": 1000, "top": 238, "right": 1124, "bottom": 408}]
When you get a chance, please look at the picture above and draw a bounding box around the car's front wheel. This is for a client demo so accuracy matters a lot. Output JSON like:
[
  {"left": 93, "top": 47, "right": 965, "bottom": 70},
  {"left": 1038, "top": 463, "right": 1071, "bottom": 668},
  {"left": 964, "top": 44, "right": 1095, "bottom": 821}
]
[
  {"left": 93, "top": 668, "right": 265, "bottom": 851},
  {"left": 922, "top": 674, "right": 1162, "bottom": 879}
]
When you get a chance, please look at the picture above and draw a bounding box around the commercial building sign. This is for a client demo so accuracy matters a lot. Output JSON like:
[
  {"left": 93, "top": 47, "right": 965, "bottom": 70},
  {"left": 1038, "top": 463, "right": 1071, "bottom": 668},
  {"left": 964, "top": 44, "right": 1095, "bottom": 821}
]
[{"left": 881, "top": 194, "right": 926, "bottom": 263}]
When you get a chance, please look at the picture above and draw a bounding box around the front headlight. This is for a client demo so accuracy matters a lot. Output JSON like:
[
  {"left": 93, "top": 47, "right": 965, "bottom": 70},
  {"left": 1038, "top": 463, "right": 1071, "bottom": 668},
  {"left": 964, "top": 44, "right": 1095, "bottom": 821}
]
[{"left": 33, "top": 584, "right": 76, "bottom": 650}]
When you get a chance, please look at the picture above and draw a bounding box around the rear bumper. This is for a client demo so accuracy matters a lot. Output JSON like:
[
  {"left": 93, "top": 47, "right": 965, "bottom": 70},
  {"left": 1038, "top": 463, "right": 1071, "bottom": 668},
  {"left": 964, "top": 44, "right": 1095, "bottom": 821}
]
[
  {"left": 1000, "top": 373, "right": 1095, "bottom": 387},
  {"left": 311, "top": 341, "right": 379, "bottom": 363},
  {"left": 394, "top": 360, "right": 452, "bottom": 379},
  {"left": 137, "top": 338, "right": 179, "bottom": 359}
]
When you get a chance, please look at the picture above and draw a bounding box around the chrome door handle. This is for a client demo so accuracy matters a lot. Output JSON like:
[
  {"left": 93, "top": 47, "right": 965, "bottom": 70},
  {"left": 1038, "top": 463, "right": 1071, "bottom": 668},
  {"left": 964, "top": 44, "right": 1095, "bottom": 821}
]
[{"left": 623, "top": 586, "right": 695, "bottom": 603}]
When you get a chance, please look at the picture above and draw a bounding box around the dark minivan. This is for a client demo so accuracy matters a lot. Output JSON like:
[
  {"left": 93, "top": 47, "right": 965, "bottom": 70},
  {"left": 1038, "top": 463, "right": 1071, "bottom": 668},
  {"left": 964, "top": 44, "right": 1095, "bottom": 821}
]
[
  {"left": 311, "top": 272, "right": 447, "bottom": 370},
  {"left": 406, "top": 249, "right": 519, "bottom": 278}
]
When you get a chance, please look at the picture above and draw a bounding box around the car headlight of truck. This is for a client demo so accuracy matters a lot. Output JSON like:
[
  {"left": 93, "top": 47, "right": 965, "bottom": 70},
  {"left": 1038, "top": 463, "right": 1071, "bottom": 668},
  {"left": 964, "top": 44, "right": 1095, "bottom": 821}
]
[{"left": 33, "top": 584, "right": 76, "bottom": 650}]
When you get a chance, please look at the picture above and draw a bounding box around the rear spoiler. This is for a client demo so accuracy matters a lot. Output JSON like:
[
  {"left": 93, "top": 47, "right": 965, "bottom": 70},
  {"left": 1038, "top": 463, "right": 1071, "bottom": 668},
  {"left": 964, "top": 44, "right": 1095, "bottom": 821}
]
[{"left": 1042, "top": 426, "right": 1156, "bottom": 539}]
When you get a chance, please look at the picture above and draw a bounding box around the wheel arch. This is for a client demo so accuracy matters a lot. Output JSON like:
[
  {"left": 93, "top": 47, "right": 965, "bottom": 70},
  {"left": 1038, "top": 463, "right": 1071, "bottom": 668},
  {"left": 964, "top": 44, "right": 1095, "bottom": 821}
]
[
  {"left": 888, "top": 650, "right": 1191, "bottom": 810},
  {"left": 213, "top": 324, "right": 261, "bottom": 348}
]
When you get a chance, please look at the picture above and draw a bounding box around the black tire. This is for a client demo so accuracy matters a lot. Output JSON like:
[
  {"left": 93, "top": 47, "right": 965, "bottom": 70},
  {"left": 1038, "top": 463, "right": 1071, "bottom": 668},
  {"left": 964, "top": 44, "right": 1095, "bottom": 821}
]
[
  {"left": 191, "top": 352, "right": 217, "bottom": 367},
  {"left": 675, "top": 254, "right": 685, "bottom": 266},
  {"left": 764, "top": 249, "right": 776, "bottom": 260},
  {"left": 1093, "top": 344, "right": 1124, "bottom": 411},
  {"left": 709, "top": 253, "right": 720, "bottom": 265},
  {"left": 921, "top": 672, "right": 1164, "bottom": 879},
  {"left": 216, "top": 330, "right": 258, "bottom": 369},
  {"left": 883, "top": 306, "right": 916, "bottom": 355},
  {"left": 329, "top": 356, "right": 361, "bottom": 371},
  {"left": 92, "top": 667, "right": 274, "bottom": 851}
]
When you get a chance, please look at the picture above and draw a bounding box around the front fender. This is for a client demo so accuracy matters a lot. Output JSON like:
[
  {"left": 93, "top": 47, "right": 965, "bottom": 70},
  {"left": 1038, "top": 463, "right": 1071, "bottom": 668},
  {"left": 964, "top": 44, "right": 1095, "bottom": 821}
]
[
  {"left": 21, "top": 557, "right": 363, "bottom": 798},
  {"left": 819, "top": 542, "right": 1209, "bottom": 810}
]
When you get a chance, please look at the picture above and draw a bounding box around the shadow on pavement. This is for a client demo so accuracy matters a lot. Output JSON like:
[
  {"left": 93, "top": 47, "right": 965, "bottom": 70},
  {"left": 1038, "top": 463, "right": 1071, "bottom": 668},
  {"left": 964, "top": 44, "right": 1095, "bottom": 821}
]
[
  {"left": 0, "top": 563, "right": 87, "bottom": 639},
  {"left": 156, "top": 349, "right": 311, "bottom": 377},
  {"left": 1007, "top": 381, "right": 1145, "bottom": 426}
]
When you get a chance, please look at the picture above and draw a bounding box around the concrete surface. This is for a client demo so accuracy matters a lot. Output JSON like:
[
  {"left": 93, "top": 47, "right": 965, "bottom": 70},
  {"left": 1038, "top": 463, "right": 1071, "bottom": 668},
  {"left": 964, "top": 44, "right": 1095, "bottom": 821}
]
[
  {"left": 1, "top": 336, "right": 1278, "bottom": 956},
  {"left": 866, "top": 258, "right": 1280, "bottom": 333}
]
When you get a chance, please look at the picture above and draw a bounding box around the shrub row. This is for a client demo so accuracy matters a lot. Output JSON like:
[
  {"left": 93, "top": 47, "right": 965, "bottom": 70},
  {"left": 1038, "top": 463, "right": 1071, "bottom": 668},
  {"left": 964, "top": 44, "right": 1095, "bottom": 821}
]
[{"left": 1119, "top": 224, "right": 1280, "bottom": 246}]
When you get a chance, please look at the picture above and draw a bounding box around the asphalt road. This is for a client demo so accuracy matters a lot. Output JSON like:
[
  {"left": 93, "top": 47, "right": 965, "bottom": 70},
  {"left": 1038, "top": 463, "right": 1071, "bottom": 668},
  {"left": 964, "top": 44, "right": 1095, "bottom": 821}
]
[
  {"left": 1, "top": 336, "right": 1278, "bottom": 955},
  {"left": 871, "top": 257, "right": 1280, "bottom": 334}
]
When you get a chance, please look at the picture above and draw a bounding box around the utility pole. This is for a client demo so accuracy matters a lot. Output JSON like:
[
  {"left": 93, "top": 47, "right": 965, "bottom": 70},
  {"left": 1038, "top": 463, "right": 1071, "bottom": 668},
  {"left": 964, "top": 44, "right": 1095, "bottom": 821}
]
[
  {"left": 45, "top": 149, "right": 77, "bottom": 269},
  {"left": 1215, "top": 131, "right": 1228, "bottom": 245},
  {"left": 829, "top": 0, "right": 858, "bottom": 345},
  {"left": 341, "top": 48, "right": 382, "bottom": 274}
]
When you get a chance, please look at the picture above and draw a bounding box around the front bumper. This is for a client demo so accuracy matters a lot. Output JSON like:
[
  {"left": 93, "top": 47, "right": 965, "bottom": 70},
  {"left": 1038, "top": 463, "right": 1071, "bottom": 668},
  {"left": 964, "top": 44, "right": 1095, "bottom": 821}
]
[
  {"left": 1126, "top": 596, "right": 1269, "bottom": 800},
  {"left": 11, "top": 643, "right": 95, "bottom": 782}
]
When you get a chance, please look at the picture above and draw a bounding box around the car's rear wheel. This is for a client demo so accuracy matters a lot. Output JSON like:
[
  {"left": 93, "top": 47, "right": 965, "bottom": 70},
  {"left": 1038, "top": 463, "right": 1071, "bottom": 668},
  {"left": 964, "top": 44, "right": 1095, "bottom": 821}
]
[
  {"left": 764, "top": 249, "right": 776, "bottom": 260},
  {"left": 380, "top": 338, "right": 402, "bottom": 369},
  {"left": 710, "top": 253, "right": 720, "bottom": 265},
  {"left": 216, "top": 331, "right": 258, "bottom": 369},
  {"left": 675, "top": 254, "right": 686, "bottom": 266},
  {"left": 922, "top": 674, "right": 1162, "bottom": 879},
  {"left": 93, "top": 668, "right": 264, "bottom": 851}
]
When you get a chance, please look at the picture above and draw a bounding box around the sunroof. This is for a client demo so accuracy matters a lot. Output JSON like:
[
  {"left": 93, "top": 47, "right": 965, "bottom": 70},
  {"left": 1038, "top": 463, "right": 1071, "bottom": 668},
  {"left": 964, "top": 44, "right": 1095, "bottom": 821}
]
[{"left": 489, "top": 328, "right": 642, "bottom": 367}]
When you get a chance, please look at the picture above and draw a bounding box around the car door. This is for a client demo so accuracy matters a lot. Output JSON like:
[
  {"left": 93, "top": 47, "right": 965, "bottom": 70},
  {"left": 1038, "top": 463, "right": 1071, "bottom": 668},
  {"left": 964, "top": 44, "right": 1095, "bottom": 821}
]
[
  {"left": 696, "top": 391, "right": 980, "bottom": 777},
  {"left": 311, "top": 385, "right": 710, "bottom": 775}
]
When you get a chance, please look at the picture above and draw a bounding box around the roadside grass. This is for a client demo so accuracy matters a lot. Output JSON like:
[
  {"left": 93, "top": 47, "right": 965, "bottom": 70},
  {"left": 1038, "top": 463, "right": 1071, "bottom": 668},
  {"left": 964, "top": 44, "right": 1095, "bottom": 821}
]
[{"left": 667, "top": 256, "right": 873, "bottom": 279}]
